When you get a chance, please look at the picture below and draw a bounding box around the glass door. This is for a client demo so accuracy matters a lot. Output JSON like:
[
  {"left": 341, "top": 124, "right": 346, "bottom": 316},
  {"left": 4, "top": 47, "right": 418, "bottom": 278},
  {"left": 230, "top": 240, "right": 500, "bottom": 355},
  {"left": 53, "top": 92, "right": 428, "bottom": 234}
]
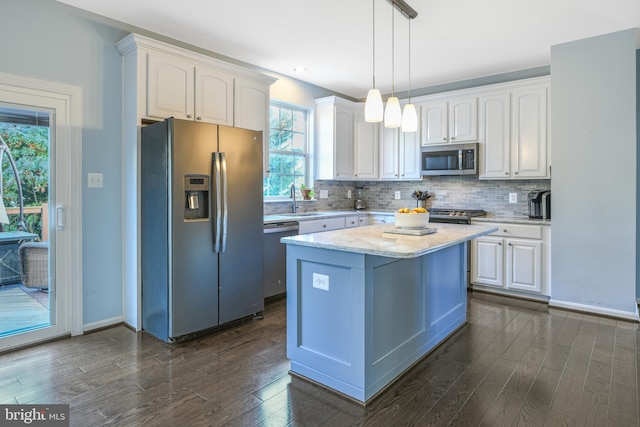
[{"left": 0, "top": 104, "right": 54, "bottom": 339}]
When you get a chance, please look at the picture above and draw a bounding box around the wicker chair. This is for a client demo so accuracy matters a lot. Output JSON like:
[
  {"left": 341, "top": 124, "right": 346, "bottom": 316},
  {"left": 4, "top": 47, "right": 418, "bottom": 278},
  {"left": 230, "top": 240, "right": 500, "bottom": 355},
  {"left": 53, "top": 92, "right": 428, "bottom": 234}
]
[{"left": 18, "top": 241, "right": 48, "bottom": 289}]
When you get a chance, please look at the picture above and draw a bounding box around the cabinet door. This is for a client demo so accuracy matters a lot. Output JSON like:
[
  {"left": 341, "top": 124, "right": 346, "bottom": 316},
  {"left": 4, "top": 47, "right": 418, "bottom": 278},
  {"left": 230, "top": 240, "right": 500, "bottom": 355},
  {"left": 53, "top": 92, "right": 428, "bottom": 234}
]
[
  {"left": 353, "top": 112, "right": 379, "bottom": 179},
  {"left": 234, "top": 78, "right": 270, "bottom": 173},
  {"left": 195, "top": 66, "right": 233, "bottom": 125},
  {"left": 449, "top": 97, "right": 477, "bottom": 143},
  {"left": 147, "top": 52, "right": 194, "bottom": 120},
  {"left": 421, "top": 101, "right": 448, "bottom": 145},
  {"left": 399, "top": 117, "right": 421, "bottom": 179},
  {"left": 334, "top": 107, "right": 353, "bottom": 179},
  {"left": 479, "top": 92, "right": 511, "bottom": 178},
  {"left": 379, "top": 126, "right": 399, "bottom": 179},
  {"left": 471, "top": 237, "right": 504, "bottom": 287},
  {"left": 511, "top": 86, "right": 548, "bottom": 178},
  {"left": 506, "top": 239, "right": 541, "bottom": 293}
]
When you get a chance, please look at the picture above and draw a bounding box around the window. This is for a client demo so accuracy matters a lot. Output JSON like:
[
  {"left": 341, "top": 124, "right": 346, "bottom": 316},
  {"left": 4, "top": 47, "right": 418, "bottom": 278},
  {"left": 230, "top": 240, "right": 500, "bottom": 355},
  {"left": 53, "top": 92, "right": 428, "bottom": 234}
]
[{"left": 263, "top": 102, "right": 309, "bottom": 198}]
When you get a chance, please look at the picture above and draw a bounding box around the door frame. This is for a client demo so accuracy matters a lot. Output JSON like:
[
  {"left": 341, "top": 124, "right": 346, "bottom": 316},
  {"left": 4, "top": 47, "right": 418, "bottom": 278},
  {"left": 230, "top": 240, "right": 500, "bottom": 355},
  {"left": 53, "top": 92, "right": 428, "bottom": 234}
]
[{"left": 0, "top": 71, "right": 83, "bottom": 350}]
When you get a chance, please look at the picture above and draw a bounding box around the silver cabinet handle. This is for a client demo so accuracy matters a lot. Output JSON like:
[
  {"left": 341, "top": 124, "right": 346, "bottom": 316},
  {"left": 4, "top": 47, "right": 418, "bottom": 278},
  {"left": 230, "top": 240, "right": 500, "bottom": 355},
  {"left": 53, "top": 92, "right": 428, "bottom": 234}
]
[
  {"left": 196, "top": 116, "right": 202, "bottom": 121},
  {"left": 187, "top": 114, "right": 193, "bottom": 118},
  {"left": 503, "top": 229, "right": 508, "bottom": 232},
  {"left": 505, "top": 172, "right": 509, "bottom": 175},
  {"left": 514, "top": 171, "right": 519, "bottom": 175}
]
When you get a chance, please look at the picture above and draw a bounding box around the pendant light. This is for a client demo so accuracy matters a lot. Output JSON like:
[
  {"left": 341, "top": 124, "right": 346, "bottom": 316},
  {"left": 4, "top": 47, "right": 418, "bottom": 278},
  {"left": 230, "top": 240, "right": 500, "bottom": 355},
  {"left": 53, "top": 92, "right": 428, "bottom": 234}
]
[
  {"left": 401, "top": 17, "right": 417, "bottom": 132},
  {"left": 384, "top": 3, "right": 401, "bottom": 128},
  {"left": 364, "top": 0, "right": 383, "bottom": 122}
]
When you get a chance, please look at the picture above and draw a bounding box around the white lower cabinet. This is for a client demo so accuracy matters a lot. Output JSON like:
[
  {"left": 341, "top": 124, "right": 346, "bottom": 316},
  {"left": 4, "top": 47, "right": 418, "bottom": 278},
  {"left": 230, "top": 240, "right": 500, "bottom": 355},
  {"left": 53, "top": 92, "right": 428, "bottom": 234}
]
[
  {"left": 471, "top": 222, "right": 550, "bottom": 297},
  {"left": 345, "top": 215, "right": 359, "bottom": 228},
  {"left": 358, "top": 214, "right": 394, "bottom": 226},
  {"left": 298, "top": 217, "right": 346, "bottom": 234}
]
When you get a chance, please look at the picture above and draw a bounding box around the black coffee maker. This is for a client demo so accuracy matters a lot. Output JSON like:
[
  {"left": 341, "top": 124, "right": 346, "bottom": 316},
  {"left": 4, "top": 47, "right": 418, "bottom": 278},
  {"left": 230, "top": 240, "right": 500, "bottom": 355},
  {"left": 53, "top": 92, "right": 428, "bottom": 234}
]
[{"left": 527, "top": 190, "right": 551, "bottom": 219}]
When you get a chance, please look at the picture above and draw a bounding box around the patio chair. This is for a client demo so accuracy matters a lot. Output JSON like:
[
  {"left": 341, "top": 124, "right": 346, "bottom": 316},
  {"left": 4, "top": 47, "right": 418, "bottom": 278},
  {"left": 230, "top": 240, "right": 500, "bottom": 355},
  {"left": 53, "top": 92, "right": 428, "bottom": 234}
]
[{"left": 18, "top": 241, "right": 48, "bottom": 289}]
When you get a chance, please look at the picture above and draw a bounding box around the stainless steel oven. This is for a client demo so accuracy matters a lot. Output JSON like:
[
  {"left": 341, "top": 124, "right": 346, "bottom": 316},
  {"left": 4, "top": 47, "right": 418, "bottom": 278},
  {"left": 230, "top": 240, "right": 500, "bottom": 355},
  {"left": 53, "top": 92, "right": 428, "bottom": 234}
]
[{"left": 421, "top": 143, "right": 478, "bottom": 176}]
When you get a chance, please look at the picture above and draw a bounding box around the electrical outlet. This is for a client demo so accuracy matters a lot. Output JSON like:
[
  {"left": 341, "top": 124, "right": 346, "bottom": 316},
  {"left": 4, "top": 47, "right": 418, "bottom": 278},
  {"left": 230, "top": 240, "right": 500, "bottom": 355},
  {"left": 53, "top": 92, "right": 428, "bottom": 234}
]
[
  {"left": 320, "top": 190, "right": 328, "bottom": 199},
  {"left": 88, "top": 172, "right": 103, "bottom": 188},
  {"left": 313, "top": 273, "right": 329, "bottom": 291},
  {"left": 394, "top": 191, "right": 401, "bottom": 200},
  {"left": 509, "top": 193, "right": 518, "bottom": 203},
  {"left": 347, "top": 190, "right": 352, "bottom": 199}
]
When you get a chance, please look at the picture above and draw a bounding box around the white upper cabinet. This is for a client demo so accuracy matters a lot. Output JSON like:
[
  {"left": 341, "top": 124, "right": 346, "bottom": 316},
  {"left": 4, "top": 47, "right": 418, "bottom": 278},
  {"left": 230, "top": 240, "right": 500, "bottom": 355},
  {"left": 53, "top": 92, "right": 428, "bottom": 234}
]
[
  {"left": 147, "top": 52, "right": 234, "bottom": 126},
  {"left": 195, "top": 66, "right": 234, "bottom": 125},
  {"left": 478, "top": 78, "right": 549, "bottom": 179},
  {"left": 479, "top": 92, "right": 511, "bottom": 178},
  {"left": 353, "top": 111, "right": 379, "bottom": 179},
  {"left": 421, "top": 101, "right": 448, "bottom": 145},
  {"left": 116, "top": 34, "right": 275, "bottom": 174},
  {"left": 316, "top": 97, "right": 354, "bottom": 180},
  {"left": 147, "top": 52, "right": 195, "bottom": 120},
  {"left": 380, "top": 105, "right": 421, "bottom": 180},
  {"left": 234, "top": 77, "right": 269, "bottom": 132},
  {"left": 511, "top": 86, "right": 548, "bottom": 178},
  {"left": 420, "top": 97, "right": 477, "bottom": 145}
]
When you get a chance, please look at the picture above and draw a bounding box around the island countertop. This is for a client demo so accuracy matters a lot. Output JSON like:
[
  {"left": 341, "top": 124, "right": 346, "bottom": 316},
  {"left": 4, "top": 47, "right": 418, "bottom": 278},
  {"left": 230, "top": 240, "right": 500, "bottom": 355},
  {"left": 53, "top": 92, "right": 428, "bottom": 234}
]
[{"left": 281, "top": 222, "right": 498, "bottom": 259}]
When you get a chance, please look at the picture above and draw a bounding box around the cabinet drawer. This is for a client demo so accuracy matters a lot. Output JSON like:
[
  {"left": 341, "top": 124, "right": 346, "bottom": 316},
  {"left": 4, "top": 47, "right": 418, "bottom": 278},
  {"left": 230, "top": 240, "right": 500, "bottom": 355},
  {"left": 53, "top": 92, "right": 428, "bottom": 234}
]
[
  {"left": 345, "top": 216, "right": 359, "bottom": 228},
  {"left": 489, "top": 223, "right": 542, "bottom": 239},
  {"left": 298, "top": 217, "right": 346, "bottom": 234}
]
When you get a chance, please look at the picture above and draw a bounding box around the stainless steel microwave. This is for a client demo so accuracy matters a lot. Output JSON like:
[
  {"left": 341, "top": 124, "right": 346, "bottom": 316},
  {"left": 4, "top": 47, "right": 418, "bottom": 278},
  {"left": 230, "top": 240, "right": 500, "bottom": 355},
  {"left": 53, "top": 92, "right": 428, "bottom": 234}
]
[{"left": 421, "top": 143, "right": 478, "bottom": 176}]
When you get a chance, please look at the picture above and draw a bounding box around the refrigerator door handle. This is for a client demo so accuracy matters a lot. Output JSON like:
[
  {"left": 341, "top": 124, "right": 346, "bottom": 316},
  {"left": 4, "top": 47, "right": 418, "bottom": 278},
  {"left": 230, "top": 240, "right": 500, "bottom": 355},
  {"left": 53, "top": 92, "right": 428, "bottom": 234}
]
[
  {"left": 220, "top": 152, "right": 228, "bottom": 252},
  {"left": 212, "top": 152, "right": 222, "bottom": 253}
]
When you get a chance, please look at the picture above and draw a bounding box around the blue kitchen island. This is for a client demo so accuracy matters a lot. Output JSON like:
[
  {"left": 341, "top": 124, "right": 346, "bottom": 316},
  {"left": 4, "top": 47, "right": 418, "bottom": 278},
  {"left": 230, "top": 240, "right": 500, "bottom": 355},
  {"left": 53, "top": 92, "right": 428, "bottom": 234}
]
[{"left": 281, "top": 222, "right": 498, "bottom": 404}]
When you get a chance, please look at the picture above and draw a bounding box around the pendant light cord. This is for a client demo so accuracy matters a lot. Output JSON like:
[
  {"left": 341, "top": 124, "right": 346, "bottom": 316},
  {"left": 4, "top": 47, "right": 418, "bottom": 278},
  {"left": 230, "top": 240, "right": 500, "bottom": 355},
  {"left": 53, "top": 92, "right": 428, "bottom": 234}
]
[
  {"left": 391, "top": 4, "right": 395, "bottom": 97},
  {"left": 372, "top": 0, "right": 376, "bottom": 89},
  {"left": 408, "top": 18, "right": 411, "bottom": 102}
]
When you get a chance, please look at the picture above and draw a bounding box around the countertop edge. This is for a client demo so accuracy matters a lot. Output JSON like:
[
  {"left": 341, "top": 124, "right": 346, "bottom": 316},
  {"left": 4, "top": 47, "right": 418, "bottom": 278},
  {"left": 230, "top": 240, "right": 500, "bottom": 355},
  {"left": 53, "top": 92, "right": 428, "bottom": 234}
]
[{"left": 281, "top": 224, "right": 499, "bottom": 259}]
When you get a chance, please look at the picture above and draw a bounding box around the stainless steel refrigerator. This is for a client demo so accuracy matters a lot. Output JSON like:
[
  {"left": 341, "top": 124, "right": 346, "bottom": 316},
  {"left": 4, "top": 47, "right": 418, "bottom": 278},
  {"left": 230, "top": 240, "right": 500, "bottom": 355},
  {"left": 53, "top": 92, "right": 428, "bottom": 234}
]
[{"left": 141, "top": 118, "right": 264, "bottom": 343}]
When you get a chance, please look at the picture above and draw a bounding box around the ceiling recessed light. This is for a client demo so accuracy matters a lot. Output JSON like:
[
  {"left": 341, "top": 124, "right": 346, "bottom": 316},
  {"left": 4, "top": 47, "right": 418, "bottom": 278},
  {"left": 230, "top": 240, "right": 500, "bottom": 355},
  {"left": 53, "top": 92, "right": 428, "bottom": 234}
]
[{"left": 293, "top": 65, "right": 306, "bottom": 72}]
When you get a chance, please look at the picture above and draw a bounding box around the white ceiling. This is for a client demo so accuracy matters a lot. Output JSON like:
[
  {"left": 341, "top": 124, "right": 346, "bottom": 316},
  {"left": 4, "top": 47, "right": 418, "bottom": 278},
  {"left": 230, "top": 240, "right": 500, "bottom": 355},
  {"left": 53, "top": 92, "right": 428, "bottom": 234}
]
[{"left": 58, "top": 0, "right": 640, "bottom": 99}]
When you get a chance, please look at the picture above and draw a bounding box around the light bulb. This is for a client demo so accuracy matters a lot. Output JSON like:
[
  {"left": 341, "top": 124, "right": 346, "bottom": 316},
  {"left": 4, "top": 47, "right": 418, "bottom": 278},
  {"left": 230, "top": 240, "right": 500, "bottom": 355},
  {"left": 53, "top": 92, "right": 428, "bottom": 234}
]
[
  {"left": 401, "top": 103, "right": 417, "bottom": 132},
  {"left": 384, "top": 97, "right": 401, "bottom": 128},
  {"left": 364, "top": 89, "right": 383, "bottom": 123}
]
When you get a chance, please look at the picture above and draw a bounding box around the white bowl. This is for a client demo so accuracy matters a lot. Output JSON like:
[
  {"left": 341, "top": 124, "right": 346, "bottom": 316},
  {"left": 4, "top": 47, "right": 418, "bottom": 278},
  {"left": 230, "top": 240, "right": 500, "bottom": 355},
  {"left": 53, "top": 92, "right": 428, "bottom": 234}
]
[{"left": 394, "top": 212, "right": 430, "bottom": 229}]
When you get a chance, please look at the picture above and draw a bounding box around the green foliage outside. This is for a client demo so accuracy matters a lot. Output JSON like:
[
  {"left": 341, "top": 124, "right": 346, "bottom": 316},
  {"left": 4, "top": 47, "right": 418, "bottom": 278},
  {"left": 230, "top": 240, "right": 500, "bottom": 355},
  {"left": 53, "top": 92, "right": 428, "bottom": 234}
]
[
  {"left": 263, "top": 105, "right": 307, "bottom": 197},
  {"left": 0, "top": 123, "right": 49, "bottom": 238}
]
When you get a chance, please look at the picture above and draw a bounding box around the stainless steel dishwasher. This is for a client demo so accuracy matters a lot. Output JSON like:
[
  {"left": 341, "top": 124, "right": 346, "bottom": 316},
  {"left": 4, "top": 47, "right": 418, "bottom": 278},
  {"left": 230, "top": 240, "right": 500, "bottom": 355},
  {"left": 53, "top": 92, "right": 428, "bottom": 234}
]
[{"left": 263, "top": 221, "right": 299, "bottom": 298}]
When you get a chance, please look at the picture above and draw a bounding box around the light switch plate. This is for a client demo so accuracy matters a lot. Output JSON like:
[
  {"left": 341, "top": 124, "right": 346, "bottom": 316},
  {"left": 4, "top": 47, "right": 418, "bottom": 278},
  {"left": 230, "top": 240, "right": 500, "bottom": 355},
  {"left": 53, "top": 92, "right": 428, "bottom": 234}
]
[
  {"left": 394, "top": 191, "right": 401, "bottom": 200},
  {"left": 509, "top": 193, "right": 518, "bottom": 203},
  {"left": 88, "top": 173, "right": 103, "bottom": 188},
  {"left": 347, "top": 190, "right": 352, "bottom": 199},
  {"left": 320, "top": 190, "right": 329, "bottom": 199}
]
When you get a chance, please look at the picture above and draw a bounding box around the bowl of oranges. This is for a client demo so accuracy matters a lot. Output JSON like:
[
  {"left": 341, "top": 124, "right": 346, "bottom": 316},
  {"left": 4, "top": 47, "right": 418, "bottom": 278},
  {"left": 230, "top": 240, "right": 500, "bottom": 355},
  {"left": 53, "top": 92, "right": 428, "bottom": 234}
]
[{"left": 394, "top": 207, "right": 430, "bottom": 229}]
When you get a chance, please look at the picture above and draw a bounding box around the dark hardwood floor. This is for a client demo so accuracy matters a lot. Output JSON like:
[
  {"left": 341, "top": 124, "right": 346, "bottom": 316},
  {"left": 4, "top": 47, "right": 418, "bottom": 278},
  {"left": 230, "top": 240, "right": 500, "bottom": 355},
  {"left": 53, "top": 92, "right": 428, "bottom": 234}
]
[{"left": 0, "top": 291, "right": 638, "bottom": 426}]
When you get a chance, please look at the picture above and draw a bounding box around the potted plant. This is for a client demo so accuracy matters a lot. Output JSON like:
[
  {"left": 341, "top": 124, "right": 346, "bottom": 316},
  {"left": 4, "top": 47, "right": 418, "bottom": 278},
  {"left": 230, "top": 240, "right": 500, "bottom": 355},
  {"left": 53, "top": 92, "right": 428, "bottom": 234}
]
[{"left": 301, "top": 184, "right": 314, "bottom": 200}]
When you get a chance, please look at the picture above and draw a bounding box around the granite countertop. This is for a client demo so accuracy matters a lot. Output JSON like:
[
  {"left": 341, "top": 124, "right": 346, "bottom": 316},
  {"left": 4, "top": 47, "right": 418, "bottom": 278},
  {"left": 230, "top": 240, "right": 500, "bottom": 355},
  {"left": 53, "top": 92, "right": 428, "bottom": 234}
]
[
  {"left": 471, "top": 215, "right": 552, "bottom": 226},
  {"left": 281, "top": 223, "right": 498, "bottom": 259},
  {"left": 264, "top": 210, "right": 395, "bottom": 224}
]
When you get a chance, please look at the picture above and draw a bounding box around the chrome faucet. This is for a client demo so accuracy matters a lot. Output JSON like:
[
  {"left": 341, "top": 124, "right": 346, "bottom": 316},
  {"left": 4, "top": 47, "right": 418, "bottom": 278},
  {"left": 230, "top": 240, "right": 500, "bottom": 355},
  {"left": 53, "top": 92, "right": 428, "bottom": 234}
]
[{"left": 290, "top": 183, "right": 297, "bottom": 213}]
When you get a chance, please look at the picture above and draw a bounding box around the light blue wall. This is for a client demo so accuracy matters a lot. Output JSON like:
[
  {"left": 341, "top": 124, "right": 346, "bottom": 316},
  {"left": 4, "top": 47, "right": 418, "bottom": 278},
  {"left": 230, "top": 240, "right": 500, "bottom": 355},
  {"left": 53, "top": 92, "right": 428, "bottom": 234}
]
[
  {"left": 1, "top": 0, "right": 128, "bottom": 324},
  {"left": 551, "top": 29, "right": 638, "bottom": 316}
]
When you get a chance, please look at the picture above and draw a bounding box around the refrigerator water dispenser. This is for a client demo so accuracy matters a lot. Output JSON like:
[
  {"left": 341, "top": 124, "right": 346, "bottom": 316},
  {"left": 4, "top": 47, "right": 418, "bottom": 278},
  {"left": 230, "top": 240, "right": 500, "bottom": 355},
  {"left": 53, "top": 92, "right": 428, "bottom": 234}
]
[{"left": 184, "top": 175, "right": 209, "bottom": 220}]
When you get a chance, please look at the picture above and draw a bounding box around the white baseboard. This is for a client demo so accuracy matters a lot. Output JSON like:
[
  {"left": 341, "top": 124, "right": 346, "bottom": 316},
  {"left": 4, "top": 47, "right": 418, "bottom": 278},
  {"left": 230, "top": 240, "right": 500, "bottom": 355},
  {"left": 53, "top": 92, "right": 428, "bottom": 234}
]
[
  {"left": 83, "top": 316, "right": 123, "bottom": 333},
  {"left": 549, "top": 299, "right": 640, "bottom": 322}
]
